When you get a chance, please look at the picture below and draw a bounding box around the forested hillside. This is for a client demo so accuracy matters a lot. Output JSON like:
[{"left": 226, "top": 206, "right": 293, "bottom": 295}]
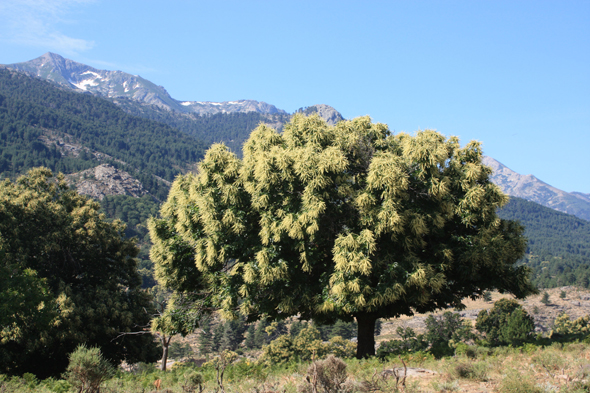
[
  {"left": 499, "top": 197, "right": 590, "bottom": 288},
  {"left": 0, "top": 68, "right": 206, "bottom": 200},
  {"left": 118, "top": 98, "right": 290, "bottom": 154}
]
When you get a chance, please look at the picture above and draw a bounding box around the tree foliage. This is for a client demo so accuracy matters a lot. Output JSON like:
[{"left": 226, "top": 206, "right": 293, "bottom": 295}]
[
  {"left": 150, "top": 114, "right": 535, "bottom": 358},
  {"left": 0, "top": 168, "right": 158, "bottom": 377}
]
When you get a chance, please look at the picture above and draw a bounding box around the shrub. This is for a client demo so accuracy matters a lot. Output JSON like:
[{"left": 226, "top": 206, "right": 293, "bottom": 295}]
[
  {"left": 293, "top": 325, "right": 327, "bottom": 361},
  {"left": 453, "top": 362, "right": 488, "bottom": 381},
  {"left": 540, "top": 292, "right": 550, "bottom": 305},
  {"left": 260, "top": 326, "right": 356, "bottom": 365},
  {"left": 551, "top": 313, "right": 590, "bottom": 338},
  {"left": 376, "top": 327, "right": 428, "bottom": 358},
  {"left": 182, "top": 371, "right": 203, "bottom": 393},
  {"left": 259, "top": 335, "right": 295, "bottom": 365},
  {"left": 476, "top": 299, "right": 535, "bottom": 346},
  {"left": 298, "top": 355, "right": 350, "bottom": 393},
  {"left": 499, "top": 371, "right": 543, "bottom": 393},
  {"left": 326, "top": 336, "right": 356, "bottom": 359},
  {"left": 62, "top": 345, "right": 114, "bottom": 393},
  {"left": 454, "top": 343, "right": 477, "bottom": 359}
]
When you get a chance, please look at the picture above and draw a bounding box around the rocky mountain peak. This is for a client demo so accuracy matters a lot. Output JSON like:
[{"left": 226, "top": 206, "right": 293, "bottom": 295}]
[
  {"left": 5, "top": 53, "right": 289, "bottom": 116},
  {"left": 296, "top": 104, "right": 344, "bottom": 125}
]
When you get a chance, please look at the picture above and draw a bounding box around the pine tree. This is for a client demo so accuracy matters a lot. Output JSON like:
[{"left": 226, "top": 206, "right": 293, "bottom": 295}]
[
  {"left": 244, "top": 324, "right": 257, "bottom": 349},
  {"left": 211, "top": 322, "right": 225, "bottom": 353},
  {"left": 198, "top": 318, "right": 213, "bottom": 355},
  {"left": 254, "top": 319, "right": 270, "bottom": 348},
  {"left": 541, "top": 292, "right": 550, "bottom": 305}
]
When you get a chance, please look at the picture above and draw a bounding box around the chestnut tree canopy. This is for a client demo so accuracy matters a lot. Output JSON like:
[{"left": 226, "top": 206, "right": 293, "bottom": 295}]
[{"left": 150, "top": 114, "right": 536, "bottom": 358}]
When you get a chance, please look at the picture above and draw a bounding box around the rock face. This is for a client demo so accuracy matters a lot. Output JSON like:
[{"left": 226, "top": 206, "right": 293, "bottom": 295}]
[
  {"left": 483, "top": 156, "right": 590, "bottom": 222},
  {"left": 4, "top": 53, "right": 286, "bottom": 116},
  {"left": 66, "top": 164, "right": 147, "bottom": 200},
  {"left": 297, "top": 104, "right": 344, "bottom": 125}
]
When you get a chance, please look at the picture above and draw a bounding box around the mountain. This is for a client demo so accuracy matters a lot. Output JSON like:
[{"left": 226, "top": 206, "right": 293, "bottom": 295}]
[
  {"left": 0, "top": 67, "right": 205, "bottom": 200},
  {"left": 2, "top": 53, "right": 344, "bottom": 155},
  {"left": 3, "top": 52, "right": 286, "bottom": 116},
  {"left": 483, "top": 156, "right": 590, "bottom": 222}
]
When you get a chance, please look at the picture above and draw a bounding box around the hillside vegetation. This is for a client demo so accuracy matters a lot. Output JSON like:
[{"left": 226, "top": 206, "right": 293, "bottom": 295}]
[
  {"left": 499, "top": 197, "right": 590, "bottom": 288},
  {"left": 0, "top": 68, "right": 206, "bottom": 200}
]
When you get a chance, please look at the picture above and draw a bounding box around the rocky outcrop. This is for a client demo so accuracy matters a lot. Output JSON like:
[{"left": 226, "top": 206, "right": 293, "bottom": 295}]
[
  {"left": 66, "top": 164, "right": 147, "bottom": 200},
  {"left": 297, "top": 104, "right": 344, "bottom": 125}
]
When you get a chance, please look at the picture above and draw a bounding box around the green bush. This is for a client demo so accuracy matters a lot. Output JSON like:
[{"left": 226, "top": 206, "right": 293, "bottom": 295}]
[
  {"left": 453, "top": 362, "right": 488, "bottom": 381},
  {"left": 376, "top": 327, "right": 428, "bottom": 358},
  {"left": 62, "top": 345, "right": 114, "bottom": 393},
  {"left": 260, "top": 325, "right": 356, "bottom": 365},
  {"left": 378, "top": 312, "right": 473, "bottom": 358},
  {"left": 476, "top": 299, "right": 535, "bottom": 346}
]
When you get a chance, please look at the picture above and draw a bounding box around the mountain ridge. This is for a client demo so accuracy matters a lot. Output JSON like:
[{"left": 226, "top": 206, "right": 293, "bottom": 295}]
[
  {"left": 3, "top": 52, "right": 288, "bottom": 116},
  {"left": 483, "top": 156, "right": 590, "bottom": 222},
  {"left": 4, "top": 53, "right": 588, "bottom": 221}
]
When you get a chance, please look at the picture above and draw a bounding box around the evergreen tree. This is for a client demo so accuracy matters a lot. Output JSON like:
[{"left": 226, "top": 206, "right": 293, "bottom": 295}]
[
  {"left": 374, "top": 319, "right": 382, "bottom": 337},
  {"left": 212, "top": 322, "right": 225, "bottom": 353},
  {"left": 244, "top": 324, "right": 257, "bottom": 349},
  {"left": 219, "top": 319, "right": 245, "bottom": 351},
  {"left": 198, "top": 318, "right": 213, "bottom": 355},
  {"left": 289, "top": 320, "right": 305, "bottom": 338},
  {"left": 254, "top": 319, "right": 270, "bottom": 348}
]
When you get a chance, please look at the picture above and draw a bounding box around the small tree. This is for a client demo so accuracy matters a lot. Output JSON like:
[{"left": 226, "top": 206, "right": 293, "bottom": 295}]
[
  {"left": 541, "top": 292, "right": 550, "bottom": 305},
  {"left": 198, "top": 318, "right": 213, "bottom": 355},
  {"left": 63, "top": 345, "right": 114, "bottom": 393},
  {"left": 559, "top": 291, "right": 567, "bottom": 299}
]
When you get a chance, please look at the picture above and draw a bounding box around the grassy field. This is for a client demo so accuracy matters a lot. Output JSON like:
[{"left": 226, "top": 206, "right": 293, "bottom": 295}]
[{"left": 1, "top": 340, "right": 589, "bottom": 392}]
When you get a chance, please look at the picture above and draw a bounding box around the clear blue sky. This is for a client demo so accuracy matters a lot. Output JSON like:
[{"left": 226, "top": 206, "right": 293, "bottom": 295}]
[{"left": 1, "top": 1, "right": 589, "bottom": 193}]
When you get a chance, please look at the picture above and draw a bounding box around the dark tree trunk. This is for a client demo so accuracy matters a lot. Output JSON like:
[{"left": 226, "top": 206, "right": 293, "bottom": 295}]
[
  {"left": 355, "top": 312, "right": 377, "bottom": 358},
  {"left": 160, "top": 335, "right": 171, "bottom": 371}
]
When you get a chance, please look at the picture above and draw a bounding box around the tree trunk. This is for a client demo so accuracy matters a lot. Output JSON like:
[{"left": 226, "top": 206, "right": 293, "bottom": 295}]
[
  {"left": 355, "top": 312, "right": 377, "bottom": 358},
  {"left": 160, "top": 335, "right": 171, "bottom": 371}
]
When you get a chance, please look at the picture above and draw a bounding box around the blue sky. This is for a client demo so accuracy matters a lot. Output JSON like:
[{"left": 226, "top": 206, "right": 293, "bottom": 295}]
[{"left": 1, "top": 0, "right": 589, "bottom": 193}]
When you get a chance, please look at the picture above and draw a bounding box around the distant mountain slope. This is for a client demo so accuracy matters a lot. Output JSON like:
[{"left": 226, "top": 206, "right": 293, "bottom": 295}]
[
  {"left": 3, "top": 52, "right": 286, "bottom": 116},
  {"left": 0, "top": 68, "right": 205, "bottom": 200},
  {"left": 484, "top": 156, "right": 590, "bottom": 221},
  {"left": 498, "top": 197, "right": 590, "bottom": 288},
  {"left": 3, "top": 53, "right": 346, "bottom": 155}
]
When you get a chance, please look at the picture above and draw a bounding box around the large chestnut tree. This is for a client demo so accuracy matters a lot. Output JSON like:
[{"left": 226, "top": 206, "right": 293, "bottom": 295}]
[{"left": 150, "top": 114, "right": 535, "bottom": 358}]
